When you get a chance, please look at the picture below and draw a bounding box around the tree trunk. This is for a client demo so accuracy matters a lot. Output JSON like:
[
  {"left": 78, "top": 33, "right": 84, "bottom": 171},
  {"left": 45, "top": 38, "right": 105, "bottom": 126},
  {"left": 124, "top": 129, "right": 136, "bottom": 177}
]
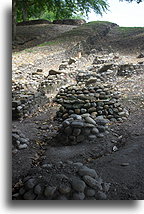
[
  {"left": 22, "top": 5, "right": 28, "bottom": 21},
  {"left": 12, "top": 0, "right": 17, "bottom": 41}
]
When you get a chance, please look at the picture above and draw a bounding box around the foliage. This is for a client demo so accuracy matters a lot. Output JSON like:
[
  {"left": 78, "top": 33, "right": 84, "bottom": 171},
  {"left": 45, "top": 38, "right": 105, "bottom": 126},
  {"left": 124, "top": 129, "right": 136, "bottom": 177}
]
[{"left": 16, "top": 0, "right": 109, "bottom": 22}]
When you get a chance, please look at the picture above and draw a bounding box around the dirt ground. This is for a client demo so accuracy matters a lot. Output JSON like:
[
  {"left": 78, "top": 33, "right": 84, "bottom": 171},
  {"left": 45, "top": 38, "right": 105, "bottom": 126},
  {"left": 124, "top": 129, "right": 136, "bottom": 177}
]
[{"left": 12, "top": 22, "right": 144, "bottom": 200}]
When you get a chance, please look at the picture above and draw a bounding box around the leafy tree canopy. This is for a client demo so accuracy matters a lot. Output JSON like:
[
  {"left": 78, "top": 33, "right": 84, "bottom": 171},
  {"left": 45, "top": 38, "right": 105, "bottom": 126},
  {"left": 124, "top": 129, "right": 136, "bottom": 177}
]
[
  {"left": 16, "top": 0, "right": 109, "bottom": 22},
  {"left": 16, "top": 0, "right": 144, "bottom": 22}
]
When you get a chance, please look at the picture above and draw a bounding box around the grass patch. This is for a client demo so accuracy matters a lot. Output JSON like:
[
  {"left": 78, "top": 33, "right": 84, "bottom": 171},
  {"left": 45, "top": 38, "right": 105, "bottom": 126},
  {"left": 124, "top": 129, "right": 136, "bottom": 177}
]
[{"left": 117, "top": 27, "right": 144, "bottom": 36}]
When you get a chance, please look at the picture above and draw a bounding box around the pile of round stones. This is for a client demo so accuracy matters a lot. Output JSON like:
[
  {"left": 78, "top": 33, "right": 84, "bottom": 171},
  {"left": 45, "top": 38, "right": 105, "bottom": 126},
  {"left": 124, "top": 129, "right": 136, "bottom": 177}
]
[
  {"left": 58, "top": 114, "right": 109, "bottom": 145},
  {"left": 12, "top": 129, "right": 29, "bottom": 151},
  {"left": 117, "top": 63, "right": 144, "bottom": 77},
  {"left": 12, "top": 90, "right": 48, "bottom": 120},
  {"left": 12, "top": 162, "right": 110, "bottom": 200},
  {"left": 55, "top": 84, "right": 129, "bottom": 122}
]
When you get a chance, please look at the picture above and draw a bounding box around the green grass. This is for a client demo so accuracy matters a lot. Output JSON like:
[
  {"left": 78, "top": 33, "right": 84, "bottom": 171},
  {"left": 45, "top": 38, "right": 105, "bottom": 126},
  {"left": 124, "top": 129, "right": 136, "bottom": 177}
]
[{"left": 117, "top": 27, "right": 144, "bottom": 36}]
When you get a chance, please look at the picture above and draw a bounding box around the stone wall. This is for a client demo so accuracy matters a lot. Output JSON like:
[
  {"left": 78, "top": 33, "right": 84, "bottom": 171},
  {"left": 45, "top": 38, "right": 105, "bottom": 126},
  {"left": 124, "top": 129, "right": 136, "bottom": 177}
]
[
  {"left": 55, "top": 84, "right": 129, "bottom": 122},
  {"left": 53, "top": 19, "right": 86, "bottom": 25}
]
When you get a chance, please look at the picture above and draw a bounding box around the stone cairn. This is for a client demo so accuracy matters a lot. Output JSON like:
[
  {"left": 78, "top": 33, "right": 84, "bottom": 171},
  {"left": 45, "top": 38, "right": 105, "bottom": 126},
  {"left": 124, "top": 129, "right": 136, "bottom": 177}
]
[
  {"left": 76, "top": 54, "right": 144, "bottom": 85},
  {"left": 58, "top": 114, "right": 109, "bottom": 145},
  {"left": 12, "top": 90, "right": 48, "bottom": 120},
  {"left": 55, "top": 84, "right": 129, "bottom": 122},
  {"left": 12, "top": 128, "right": 29, "bottom": 151},
  {"left": 12, "top": 162, "right": 110, "bottom": 200}
]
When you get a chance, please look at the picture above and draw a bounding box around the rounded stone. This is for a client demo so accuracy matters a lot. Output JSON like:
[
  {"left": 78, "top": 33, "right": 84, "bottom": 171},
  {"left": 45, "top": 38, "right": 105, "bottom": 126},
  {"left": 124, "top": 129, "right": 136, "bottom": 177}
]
[
  {"left": 91, "top": 128, "right": 99, "bottom": 135},
  {"left": 85, "top": 188, "right": 96, "bottom": 197},
  {"left": 77, "top": 135, "right": 85, "bottom": 142},
  {"left": 18, "top": 144, "right": 28, "bottom": 149},
  {"left": 85, "top": 117, "right": 96, "bottom": 125},
  {"left": 44, "top": 186, "right": 57, "bottom": 198},
  {"left": 75, "top": 109, "right": 81, "bottom": 114},
  {"left": 71, "top": 178, "right": 86, "bottom": 192},
  {"left": 78, "top": 166, "right": 98, "bottom": 178},
  {"left": 81, "top": 108, "right": 87, "bottom": 114},
  {"left": 88, "top": 107, "right": 97, "bottom": 113},
  {"left": 89, "top": 135, "right": 97, "bottom": 140},
  {"left": 96, "top": 191, "right": 107, "bottom": 200},
  {"left": 97, "top": 125, "right": 106, "bottom": 133},
  {"left": 64, "top": 126, "right": 72, "bottom": 135},
  {"left": 84, "top": 128, "right": 91, "bottom": 135},
  {"left": 19, "top": 187, "right": 26, "bottom": 195},
  {"left": 71, "top": 121, "right": 84, "bottom": 128},
  {"left": 73, "top": 128, "right": 81, "bottom": 136},
  {"left": 59, "top": 184, "right": 71, "bottom": 194},
  {"left": 83, "top": 175, "right": 102, "bottom": 190},
  {"left": 23, "top": 190, "right": 36, "bottom": 200},
  {"left": 62, "top": 120, "right": 70, "bottom": 127},
  {"left": 33, "top": 184, "right": 42, "bottom": 195},
  {"left": 72, "top": 192, "right": 85, "bottom": 200},
  {"left": 24, "top": 179, "right": 36, "bottom": 190}
]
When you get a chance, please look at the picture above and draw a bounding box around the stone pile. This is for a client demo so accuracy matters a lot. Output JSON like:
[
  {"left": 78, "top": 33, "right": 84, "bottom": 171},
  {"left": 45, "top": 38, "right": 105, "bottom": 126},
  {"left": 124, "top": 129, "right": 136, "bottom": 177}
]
[
  {"left": 12, "top": 90, "right": 49, "bottom": 120},
  {"left": 53, "top": 19, "right": 86, "bottom": 25},
  {"left": 117, "top": 63, "right": 144, "bottom": 76},
  {"left": 12, "top": 162, "right": 110, "bottom": 200},
  {"left": 55, "top": 84, "right": 129, "bottom": 122},
  {"left": 76, "top": 62, "right": 144, "bottom": 86},
  {"left": 58, "top": 114, "right": 109, "bottom": 145},
  {"left": 12, "top": 129, "right": 29, "bottom": 151}
]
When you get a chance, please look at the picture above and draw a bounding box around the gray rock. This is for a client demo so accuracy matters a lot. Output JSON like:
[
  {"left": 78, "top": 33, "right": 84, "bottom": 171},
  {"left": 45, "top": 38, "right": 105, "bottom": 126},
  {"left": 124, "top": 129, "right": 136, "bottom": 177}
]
[
  {"left": 81, "top": 108, "right": 87, "bottom": 114},
  {"left": 59, "top": 184, "right": 71, "bottom": 194},
  {"left": 72, "top": 192, "right": 85, "bottom": 200},
  {"left": 73, "top": 162, "right": 83, "bottom": 168},
  {"left": 97, "top": 133, "right": 105, "bottom": 138},
  {"left": 71, "top": 121, "right": 84, "bottom": 128},
  {"left": 96, "top": 191, "right": 107, "bottom": 200},
  {"left": 62, "top": 120, "right": 70, "bottom": 127},
  {"left": 24, "top": 179, "right": 36, "bottom": 190},
  {"left": 84, "top": 128, "right": 91, "bottom": 135},
  {"left": 57, "top": 195, "right": 68, "bottom": 200},
  {"left": 64, "top": 126, "right": 72, "bottom": 135},
  {"left": 97, "top": 125, "right": 106, "bottom": 132},
  {"left": 19, "top": 187, "right": 26, "bottom": 195},
  {"left": 44, "top": 186, "right": 57, "bottom": 198},
  {"left": 71, "top": 178, "right": 86, "bottom": 192},
  {"left": 78, "top": 166, "right": 98, "bottom": 178},
  {"left": 83, "top": 175, "right": 102, "bottom": 190},
  {"left": 85, "top": 188, "right": 96, "bottom": 197},
  {"left": 20, "top": 138, "right": 29, "bottom": 144},
  {"left": 91, "top": 128, "right": 99, "bottom": 134},
  {"left": 18, "top": 144, "right": 28, "bottom": 149},
  {"left": 33, "top": 184, "right": 42, "bottom": 195},
  {"left": 23, "top": 190, "right": 36, "bottom": 200},
  {"left": 73, "top": 128, "right": 81, "bottom": 136},
  {"left": 89, "top": 135, "right": 97, "bottom": 140},
  {"left": 81, "top": 113, "right": 91, "bottom": 118},
  {"left": 70, "top": 114, "right": 82, "bottom": 120},
  {"left": 102, "top": 183, "right": 111, "bottom": 192},
  {"left": 77, "top": 135, "right": 85, "bottom": 142},
  {"left": 85, "top": 116, "right": 96, "bottom": 125},
  {"left": 95, "top": 116, "right": 108, "bottom": 125}
]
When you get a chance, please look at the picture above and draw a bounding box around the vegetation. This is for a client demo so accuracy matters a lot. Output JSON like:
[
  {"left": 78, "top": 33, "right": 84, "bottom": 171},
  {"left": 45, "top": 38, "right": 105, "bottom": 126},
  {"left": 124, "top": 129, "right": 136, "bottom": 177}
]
[{"left": 12, "top": 0, "right": 144, "bottom": 40}]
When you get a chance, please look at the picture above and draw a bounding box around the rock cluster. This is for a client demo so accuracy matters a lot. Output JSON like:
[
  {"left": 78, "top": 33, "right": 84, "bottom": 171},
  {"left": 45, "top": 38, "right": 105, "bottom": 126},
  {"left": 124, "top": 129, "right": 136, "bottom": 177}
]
[
  {"left": 17, "top": 19, "right": 52, "bottom": 26},
  {"left": 12, "top": 91, "right": 49, "bottom": 120},
  {"left": 12, "top": 162, "right": 110, "bottom": 200},
  {"left": 58, "top": 114, "right": 109, "bottom": 145},
  {"left": 117, "top": 63, "right": 144, "bottom": 76},
  {"left": 53, "top": 19, "right": 86, "bottom": 25},
  {"left": 55, "top": 84, "right": 129, "bottom": 122},
  {"left": 12, "top": 129, "right": 29, "bottom": 151}
]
